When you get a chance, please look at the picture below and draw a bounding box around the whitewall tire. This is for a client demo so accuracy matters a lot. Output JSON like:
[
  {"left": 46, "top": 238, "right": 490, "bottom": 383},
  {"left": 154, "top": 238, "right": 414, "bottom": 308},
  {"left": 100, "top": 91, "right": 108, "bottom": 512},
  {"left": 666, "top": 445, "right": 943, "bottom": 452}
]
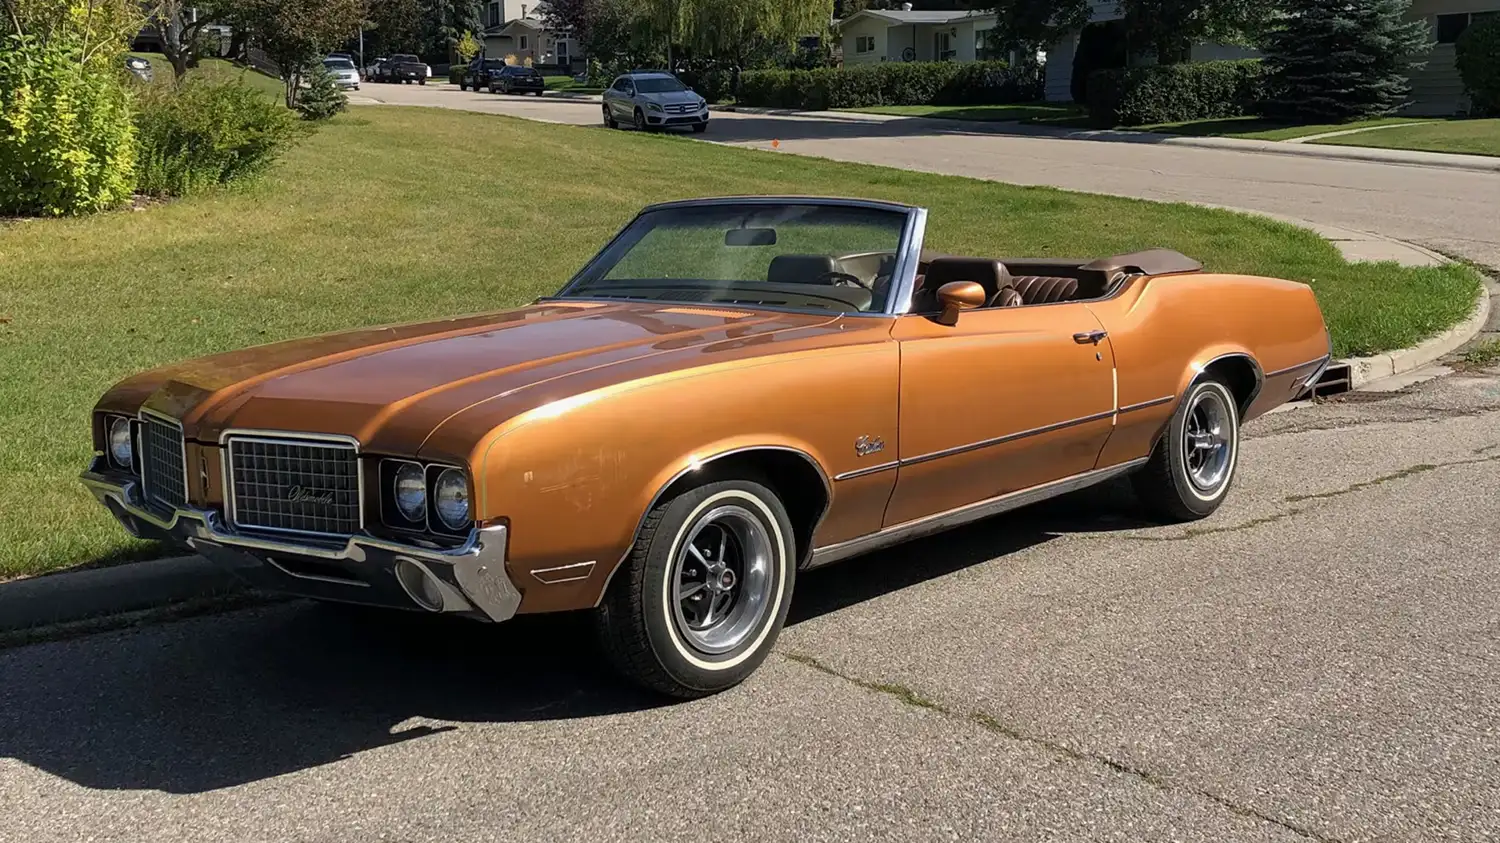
[
  {"left": 1132, "top": 377, "right": 1241, "bottom": 521},
  {"left": 594, "top": 478, "right": 796, "bottom": 698}
]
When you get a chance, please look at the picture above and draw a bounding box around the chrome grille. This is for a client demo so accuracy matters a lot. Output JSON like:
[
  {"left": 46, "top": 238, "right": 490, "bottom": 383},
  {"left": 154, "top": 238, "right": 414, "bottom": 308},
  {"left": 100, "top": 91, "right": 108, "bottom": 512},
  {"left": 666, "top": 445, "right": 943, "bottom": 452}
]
[
  {"left": 664, "top": 102, "right": 696, "bottom": 114},
  {"left": 141, "top": 416, "right": 187, "bottom": 510},
  {"left": 227, "top": 436, "right": 360, "bottom": 536}
]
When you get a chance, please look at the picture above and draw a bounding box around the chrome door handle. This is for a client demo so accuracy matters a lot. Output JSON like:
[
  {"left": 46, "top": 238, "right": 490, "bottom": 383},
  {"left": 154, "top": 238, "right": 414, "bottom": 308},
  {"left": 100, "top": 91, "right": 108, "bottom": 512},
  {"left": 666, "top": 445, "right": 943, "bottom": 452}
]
[{"left": 1072, "top": 330, "right": 1107, "bottom": 344}]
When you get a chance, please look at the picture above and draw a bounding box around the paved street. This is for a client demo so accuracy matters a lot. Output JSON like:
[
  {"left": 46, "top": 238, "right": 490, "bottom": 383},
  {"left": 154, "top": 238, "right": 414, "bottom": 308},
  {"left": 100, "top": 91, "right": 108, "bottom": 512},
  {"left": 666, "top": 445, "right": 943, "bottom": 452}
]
[
  {"left": 2, "top": 82, "right": 1497, "bottom": 842},
  {"left": 4, "top": 368, "right": 1500, "bottom": 842},
  {"left": 355, "top": 83, "right": 1500, "bottom": 271}
]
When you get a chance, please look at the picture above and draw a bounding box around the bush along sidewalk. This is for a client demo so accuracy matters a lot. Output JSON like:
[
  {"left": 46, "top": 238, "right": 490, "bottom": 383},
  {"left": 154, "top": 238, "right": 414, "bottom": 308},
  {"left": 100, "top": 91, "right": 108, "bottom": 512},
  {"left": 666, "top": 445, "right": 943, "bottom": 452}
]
[
  {"left": 736, "top": 61, "right": 1042, "bottom": 110},
  {"left": 1087, "top": 60, "right": 1268, "bottom": 127}
]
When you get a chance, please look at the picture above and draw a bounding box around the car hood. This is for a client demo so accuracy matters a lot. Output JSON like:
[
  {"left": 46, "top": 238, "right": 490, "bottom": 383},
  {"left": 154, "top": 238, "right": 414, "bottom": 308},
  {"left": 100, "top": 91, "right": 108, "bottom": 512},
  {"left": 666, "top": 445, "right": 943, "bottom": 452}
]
[
  {"left": 107, "top": 301, "right": 859, "bottom": 460},
  {"left": 642, "top": 90, "right": 701, "bottom": 105}
]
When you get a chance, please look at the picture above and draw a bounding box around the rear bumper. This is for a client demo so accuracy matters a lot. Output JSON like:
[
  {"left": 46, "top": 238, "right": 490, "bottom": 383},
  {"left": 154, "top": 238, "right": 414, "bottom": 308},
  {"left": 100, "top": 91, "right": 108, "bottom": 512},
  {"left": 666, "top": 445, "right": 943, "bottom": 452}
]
[{"left": 80, "top": 459, "right": 521, "bottom": 622}]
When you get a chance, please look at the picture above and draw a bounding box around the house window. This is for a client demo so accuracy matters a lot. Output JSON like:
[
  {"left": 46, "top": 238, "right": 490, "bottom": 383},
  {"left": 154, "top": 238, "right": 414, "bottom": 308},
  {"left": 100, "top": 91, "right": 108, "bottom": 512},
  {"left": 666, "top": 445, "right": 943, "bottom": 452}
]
[
  {"left": 519, "top": 35, "right": 529, "bottom": 50},
  {"left": 1436, "top": 11, "right": 1498, "bottom": 44},
  {"left": 855, "top": 35, "right": 875, "bottom": 54},
  {"left": 487, "top": 1, "right": 500, "bottom": 28}
]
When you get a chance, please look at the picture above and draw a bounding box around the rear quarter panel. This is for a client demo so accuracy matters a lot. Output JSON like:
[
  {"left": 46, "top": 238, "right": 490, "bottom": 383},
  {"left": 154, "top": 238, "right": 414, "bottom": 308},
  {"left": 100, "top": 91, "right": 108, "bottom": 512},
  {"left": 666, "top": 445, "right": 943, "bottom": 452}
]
[
  {"left": 461, "top": 339, "right": 901, "bottom": 614},
  {"left": 1090, "top": 272, "right": 1330, "bottom": 468}
]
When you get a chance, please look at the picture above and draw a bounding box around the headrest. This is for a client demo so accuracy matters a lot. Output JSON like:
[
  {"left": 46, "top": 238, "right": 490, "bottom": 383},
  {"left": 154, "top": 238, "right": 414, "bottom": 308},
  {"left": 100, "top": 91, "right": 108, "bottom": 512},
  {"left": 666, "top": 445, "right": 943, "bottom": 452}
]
[
  {"left": 922, "top": 257, "right": 1012, "bottom": 299},
  {"left": 767, "top": 254, "right": 837, "bottom": 285}
]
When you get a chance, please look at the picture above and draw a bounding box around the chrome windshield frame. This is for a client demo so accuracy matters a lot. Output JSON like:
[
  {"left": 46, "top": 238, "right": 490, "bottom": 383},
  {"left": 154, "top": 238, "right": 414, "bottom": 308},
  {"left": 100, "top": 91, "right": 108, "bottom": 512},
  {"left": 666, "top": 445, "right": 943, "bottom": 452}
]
[{"left": 548, "top": 196, "right": 929, "bottom": 319}]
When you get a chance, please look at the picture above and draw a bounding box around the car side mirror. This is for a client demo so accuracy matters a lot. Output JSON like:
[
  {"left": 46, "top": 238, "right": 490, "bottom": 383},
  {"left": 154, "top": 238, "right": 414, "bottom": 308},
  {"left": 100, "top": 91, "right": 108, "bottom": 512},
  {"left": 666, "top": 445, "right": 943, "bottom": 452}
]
[{"left": 935, "top": 281, "right": 985, "bottom": 325}]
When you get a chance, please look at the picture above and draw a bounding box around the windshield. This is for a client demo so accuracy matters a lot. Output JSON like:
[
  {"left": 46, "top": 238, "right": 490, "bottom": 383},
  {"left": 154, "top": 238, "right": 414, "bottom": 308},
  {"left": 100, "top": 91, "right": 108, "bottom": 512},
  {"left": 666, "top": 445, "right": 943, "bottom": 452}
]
[
  {"left": 559, "top": 203, "right": 909, "bottom": 314},
  {"left": 635, "top": 76, "right": 687, "bottom": 93},
  {"left": 323, "top": 59, "right": 355, "bottom": 69}
]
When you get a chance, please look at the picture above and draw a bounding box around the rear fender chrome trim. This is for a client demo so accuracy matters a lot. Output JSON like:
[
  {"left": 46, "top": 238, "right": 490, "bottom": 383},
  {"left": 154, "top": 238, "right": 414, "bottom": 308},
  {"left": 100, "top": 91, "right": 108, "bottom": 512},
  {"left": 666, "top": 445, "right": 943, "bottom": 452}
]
[
  {"left": 806, "top": 457, "right": 1148, "bottom": 569},
  {"left": 531, "top": 561, "right": 597, "bottom": 584},
  {"left": 1118, "top": 395, "right": 1174, "bottom": 414}
]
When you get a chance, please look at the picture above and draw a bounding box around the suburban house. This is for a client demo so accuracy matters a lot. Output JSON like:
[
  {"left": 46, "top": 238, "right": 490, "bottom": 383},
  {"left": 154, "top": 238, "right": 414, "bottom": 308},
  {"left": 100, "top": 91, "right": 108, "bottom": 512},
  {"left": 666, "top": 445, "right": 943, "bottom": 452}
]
[
  {"left": 835, "top": 0, "right": 1498, "bottom": 116},
  {"left": 480, "top": 0, "right": 583, "bottom": 72}
]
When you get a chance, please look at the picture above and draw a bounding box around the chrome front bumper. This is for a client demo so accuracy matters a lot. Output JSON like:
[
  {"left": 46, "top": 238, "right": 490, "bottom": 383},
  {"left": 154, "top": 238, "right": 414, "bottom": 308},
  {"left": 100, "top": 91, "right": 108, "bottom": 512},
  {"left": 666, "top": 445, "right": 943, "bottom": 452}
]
[{"left": 80, "top": 459, "right": 521, "bottom": 622}]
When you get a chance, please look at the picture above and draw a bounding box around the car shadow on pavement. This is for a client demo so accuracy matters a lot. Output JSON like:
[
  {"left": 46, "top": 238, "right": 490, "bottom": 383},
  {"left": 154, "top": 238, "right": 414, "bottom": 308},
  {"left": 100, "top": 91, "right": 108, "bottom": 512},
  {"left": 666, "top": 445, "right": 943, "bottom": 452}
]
[{"left": 0, "top": 482, "right": 1154, "bottom": 795}]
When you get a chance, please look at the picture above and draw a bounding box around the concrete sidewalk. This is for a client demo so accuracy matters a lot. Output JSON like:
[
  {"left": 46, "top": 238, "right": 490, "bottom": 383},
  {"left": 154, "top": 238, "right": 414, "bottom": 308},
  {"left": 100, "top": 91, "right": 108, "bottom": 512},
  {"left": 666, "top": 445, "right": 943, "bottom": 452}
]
[{"left": 718, "top": 107, "right": 1500, "bottom": 174}]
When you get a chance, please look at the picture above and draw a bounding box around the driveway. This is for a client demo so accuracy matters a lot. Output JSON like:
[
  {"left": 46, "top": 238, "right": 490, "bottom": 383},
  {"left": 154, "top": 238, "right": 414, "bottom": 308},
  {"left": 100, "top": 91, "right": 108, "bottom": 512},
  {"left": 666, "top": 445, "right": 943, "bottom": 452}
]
[
  {"left": 3, "top": 371, "right": 1499, "bottom": 842},
  {"left": 356, "top": 83, "right": 1500, "bottom": 271}
]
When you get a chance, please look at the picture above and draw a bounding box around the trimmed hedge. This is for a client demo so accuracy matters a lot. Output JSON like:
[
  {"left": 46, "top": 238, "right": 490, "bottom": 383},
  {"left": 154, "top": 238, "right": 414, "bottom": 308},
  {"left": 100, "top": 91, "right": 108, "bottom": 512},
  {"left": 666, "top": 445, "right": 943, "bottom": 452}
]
[
  {"left": 1086, "top": 60, "right": 1268, "bottom": 127},
  {"left": 737, "top": 61, "right": 1042, "bottom": 110}
]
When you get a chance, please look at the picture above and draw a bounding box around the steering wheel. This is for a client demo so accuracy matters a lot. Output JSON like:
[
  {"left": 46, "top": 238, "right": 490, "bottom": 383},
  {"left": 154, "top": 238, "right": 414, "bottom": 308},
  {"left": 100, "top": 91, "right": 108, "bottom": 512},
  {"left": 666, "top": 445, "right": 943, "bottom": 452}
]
[{"left": 811, "top": 270, "right": 872, "bottom": 290}]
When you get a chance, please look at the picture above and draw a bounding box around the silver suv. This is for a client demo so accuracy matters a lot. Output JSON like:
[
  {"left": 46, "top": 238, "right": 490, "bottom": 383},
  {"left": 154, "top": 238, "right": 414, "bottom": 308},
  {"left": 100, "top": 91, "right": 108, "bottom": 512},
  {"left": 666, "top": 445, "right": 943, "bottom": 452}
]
[{"left": 602, "top": 71, "right": 709, "bottom": 133}]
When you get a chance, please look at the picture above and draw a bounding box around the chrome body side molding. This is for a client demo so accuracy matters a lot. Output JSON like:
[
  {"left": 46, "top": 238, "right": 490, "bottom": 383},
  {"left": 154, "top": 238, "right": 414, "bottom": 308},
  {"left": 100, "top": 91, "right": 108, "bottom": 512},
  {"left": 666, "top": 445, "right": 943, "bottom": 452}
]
[{"left": 807, "top": 457, "right": 1148, "bottom": 568}]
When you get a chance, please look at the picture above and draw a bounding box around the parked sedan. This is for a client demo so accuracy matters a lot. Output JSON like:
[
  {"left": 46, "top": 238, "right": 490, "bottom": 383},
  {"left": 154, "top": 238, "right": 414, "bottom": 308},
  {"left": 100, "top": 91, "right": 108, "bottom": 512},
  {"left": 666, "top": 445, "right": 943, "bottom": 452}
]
[
  {"left": 459, "top": 57, "right": 507, "bottom": 91},
  {"left": 321, "top": 57, "right": 361, "bottom": 90},
  {"left": 602, "top": 71, "right": 709, "bottom": 133},
  {"left": 123, "top": 54, "right": 153, "bottom": 83},
  {"left": 82, "top": 196, "right": 1331, "bottom": 699},
  {"left": 490, "top": 64, "right": 545, "bottom": 95}
]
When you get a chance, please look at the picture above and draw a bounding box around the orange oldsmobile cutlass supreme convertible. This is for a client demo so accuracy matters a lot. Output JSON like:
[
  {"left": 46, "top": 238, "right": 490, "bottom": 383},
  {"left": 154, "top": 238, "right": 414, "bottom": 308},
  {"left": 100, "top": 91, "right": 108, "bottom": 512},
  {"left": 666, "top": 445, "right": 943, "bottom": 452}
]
[{"left": 83, "top": 196, "right": 1332, "bottom": 697}]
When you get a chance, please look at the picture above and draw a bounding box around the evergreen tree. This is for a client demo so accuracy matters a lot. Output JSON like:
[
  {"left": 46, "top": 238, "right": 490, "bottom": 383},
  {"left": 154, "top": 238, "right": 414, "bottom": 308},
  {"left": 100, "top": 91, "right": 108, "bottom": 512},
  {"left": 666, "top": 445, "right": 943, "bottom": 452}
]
[
  {"left": 1263, "top": 0, "right": 1434, "bottom": 122},
  {"left": 298, "top": 64, "right": 349, "bottom": 119}
]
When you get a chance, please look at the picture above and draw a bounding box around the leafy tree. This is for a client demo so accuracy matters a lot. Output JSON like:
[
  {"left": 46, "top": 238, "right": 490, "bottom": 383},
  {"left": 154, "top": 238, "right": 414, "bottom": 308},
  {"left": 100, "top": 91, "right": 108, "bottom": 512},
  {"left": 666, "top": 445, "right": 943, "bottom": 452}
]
[
  {"left": 238, "top": 0, "right": 367, "bottom": 107},
  {"left": 1262, "top": 0, "right": 1433, "bottom": 121},
  {"left": 685, "top": 0, "right": 834, "bottom": 68},
  {"left": 1117, "top": 0, "right": 1276, "bottom": 64},
  {"left": 456, "top": 28, "right": 480, "bottom": 60},
  {"left": 421, "top": 0, "right": 481, "bottom": 61},
  {"left": 986, "top": 0, "right": 1091, "bottom": 66},
  {"left": 1456, "top": 14, "right": 1500, "bottom": 116},
  {"left": 144, "top": 0, "right": 233, "bottom": 78},
  {"left": 365, "top": 0, "right": 424, "bottom": 57}
]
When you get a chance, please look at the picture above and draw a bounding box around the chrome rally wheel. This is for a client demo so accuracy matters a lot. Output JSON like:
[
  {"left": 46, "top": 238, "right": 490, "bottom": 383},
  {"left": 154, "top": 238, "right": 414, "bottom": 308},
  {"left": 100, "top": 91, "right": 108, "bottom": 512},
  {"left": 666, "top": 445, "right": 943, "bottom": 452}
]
[
  {"left": 1132, "top": 377, "right": 1241, "bottom": 521},
  {"left": 595, "top": 479, "right": 795, "bottom": 698}
]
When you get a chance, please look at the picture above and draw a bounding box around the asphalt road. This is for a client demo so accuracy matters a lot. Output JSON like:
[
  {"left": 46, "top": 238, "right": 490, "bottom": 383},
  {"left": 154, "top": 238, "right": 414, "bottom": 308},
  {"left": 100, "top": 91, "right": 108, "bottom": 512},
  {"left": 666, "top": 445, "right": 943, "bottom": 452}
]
[
  {"left": 353, "top": 84, "right": 1500, "bottom": 271},
  {"left": 3, "top": 367, "right": 1499, "bottom": 842},
  {"left": 3, "top": 84, "right": 1498, "bottom": 842}
]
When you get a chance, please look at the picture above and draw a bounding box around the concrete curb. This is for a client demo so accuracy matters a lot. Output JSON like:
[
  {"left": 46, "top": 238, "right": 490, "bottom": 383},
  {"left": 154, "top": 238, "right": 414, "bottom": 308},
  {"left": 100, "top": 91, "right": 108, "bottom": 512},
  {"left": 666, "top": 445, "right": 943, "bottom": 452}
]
[
  {"left": 0, "top": 555, "right": 246, "bottom": 633},
  {"left": 715, "top": 107, "right": 1500, "bottom": 173},
  {"left": 1346, "top": 280, "right": 1494, "bottom": 388}
]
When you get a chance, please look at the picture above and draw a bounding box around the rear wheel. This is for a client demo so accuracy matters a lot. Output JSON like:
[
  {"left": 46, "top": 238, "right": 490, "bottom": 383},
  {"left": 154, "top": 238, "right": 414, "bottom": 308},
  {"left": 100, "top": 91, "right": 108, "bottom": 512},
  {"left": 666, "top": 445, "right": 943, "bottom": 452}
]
[
  {"left": 1132, "top": 377, "right": 1240, "bottom": 521},
  {"left": 602, "top": 104, "right": 617, "bottom": 128},
  {"left": 594, "top": 478, "right": 796, "bottom": 698}
]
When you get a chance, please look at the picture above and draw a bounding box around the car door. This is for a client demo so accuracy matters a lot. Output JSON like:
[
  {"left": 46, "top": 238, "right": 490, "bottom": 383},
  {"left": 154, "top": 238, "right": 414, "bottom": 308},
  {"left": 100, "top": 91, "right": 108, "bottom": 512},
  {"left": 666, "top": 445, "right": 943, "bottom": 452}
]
[{"left": 883, "top": 303, "right": 1117, "bottom": 527}]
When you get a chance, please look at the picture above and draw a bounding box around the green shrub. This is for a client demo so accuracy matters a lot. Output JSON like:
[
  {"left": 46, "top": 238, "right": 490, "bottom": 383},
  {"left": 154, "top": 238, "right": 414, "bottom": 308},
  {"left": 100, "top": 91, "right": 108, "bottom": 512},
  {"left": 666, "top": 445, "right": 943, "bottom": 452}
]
[
  {"left": 737, "top": 61, "right": 1041, "bottom": 110},
  {"left": 134, "top": 75, "right": 303, "bottom": 198},
  {"left": 676, "top": 66, "right": 737, "bottom": 104},
  {"left": 296, "top": 65, "right": 347, "bottom": 121},
  {"left": 1087, "top": 59, "right": 1268, "bottom": 127},
  {"left": 1456, "top": 15, "right": 1500, "bottom": 116},
  {"left": 0, "top": 35, "right": 137, "bottom": 216}
]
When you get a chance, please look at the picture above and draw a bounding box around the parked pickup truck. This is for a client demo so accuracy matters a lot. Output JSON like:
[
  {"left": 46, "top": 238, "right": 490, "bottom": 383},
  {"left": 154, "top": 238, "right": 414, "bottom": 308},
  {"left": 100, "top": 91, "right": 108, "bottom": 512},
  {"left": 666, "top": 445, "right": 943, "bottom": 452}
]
[
  {"left": 460, "top": 57, "right": 509, "bottom": 92},
  {"left": 378, "top": 54, "right": 428, "bottom": 84}
]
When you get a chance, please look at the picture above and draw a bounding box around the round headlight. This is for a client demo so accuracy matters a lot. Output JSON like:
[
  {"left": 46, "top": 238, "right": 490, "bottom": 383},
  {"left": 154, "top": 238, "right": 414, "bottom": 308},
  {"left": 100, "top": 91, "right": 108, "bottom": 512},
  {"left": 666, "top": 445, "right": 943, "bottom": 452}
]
[
  {"left": 393, "top": 462, "right": 427, "bottom": 522},
  {"left": 108, "top": 417, "right": 133, "bottom": 468},
  {"left": 433, "top": 468, "right": 471, "bottom": 530}
]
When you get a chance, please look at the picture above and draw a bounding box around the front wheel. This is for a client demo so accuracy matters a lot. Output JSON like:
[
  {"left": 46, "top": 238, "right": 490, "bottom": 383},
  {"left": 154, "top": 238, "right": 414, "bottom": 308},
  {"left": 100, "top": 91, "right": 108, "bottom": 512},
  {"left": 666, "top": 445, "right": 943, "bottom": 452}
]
[
  {"left": 634, "top": 107, "right": 647, "bottom": 130},
  {"left": 594, "top": 478, "right": 796, "bottom": 698},
  {"left": 692, "top": 122, "right": 707, "bottom": 133},
  {"left": 1132, "top": 377, "right": 1241, "bottom": 521},
  {"left": 603, "top": 105, "right": 617, "bottom": 128}
]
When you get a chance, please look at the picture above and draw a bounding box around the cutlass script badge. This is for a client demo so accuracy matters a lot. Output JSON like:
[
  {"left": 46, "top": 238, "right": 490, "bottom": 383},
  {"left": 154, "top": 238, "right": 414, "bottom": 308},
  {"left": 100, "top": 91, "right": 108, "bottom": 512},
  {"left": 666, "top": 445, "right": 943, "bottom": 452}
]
[
  {"left": 286, "top": 486, "right": 336, "bottom": 504},
  {"left": 854, "top": 435, "right": 885, "bottom": 457}
]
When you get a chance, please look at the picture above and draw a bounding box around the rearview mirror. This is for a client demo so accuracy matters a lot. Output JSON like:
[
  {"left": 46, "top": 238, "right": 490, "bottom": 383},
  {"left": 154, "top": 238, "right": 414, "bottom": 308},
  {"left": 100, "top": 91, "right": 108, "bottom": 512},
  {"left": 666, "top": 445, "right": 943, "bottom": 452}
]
[
  {"left": 935, "top": 281, "right": 985, "bottom": 325},
  {"left": 724, "top": 228, "right": 777, "bottom": 247}
]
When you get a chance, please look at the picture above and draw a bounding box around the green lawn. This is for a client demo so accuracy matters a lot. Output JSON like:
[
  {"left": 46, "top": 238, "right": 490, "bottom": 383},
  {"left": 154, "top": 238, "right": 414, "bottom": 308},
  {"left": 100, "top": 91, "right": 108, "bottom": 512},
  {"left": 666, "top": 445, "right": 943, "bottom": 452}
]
[
  {"left": 130, "top": 52, "right": 285, "bottom": 100},
  {"left": 0, "top": 106, "right": 1480, "bottom": 579},
  {"left": 1311, "top": 118, "right": 1500, "bottom": 157},
  {"left": 848, "top": 103, "right": 1085, "bottom": 123},
  {"left": 545, "top": 75, "right": 604, "bottom": 95}
]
